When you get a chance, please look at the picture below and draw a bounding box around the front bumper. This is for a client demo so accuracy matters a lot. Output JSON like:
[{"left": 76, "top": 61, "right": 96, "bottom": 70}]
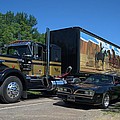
[{"left": 57, "top": 92, "right": 103, "bottom": 105}]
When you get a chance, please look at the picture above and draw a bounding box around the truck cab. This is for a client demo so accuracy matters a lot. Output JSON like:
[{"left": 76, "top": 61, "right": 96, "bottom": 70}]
[
  {"left": 0, "top": 40, "right": 61, "bottom": 76},
  {"left": 0, "top": 40, "right": 61, "bottom": 103}
]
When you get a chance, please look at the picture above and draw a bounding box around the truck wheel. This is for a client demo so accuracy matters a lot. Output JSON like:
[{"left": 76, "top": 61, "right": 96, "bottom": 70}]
[
  {"left": 100, "top": 93, "right": 110, "bottom": 109},
  {"left": 0, "top": 76, "right": 23, "bottom": 103}
]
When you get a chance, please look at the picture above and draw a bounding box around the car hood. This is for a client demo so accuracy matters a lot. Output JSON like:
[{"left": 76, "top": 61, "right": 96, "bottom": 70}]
[
  {"left": 73, "top": 83, "right": 99, "bottom": 90},
  {"left": 63, "top": 83, "right": 110, "bottom": 90},
  {"left": 75, "top": 83, "right": 97, "bottom": 88}
]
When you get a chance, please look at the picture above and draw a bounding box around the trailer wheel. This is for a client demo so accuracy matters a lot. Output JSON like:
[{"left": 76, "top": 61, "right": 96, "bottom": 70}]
[{"left": 0, "top": 76, "right": 23, "bottom": 103}]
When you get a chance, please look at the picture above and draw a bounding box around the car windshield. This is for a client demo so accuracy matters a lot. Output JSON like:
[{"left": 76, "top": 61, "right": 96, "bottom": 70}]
[
  {"left": 83, "top": 74, "right": 113, "bottom": 84},
  {"left": 7, "top": 45, "right": 31, "bottom": 56}
]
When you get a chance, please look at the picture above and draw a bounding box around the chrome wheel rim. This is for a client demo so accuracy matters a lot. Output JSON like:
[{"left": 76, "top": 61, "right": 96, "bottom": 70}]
[
  {"left": 104, "top": 94, "right": 110, "bottom": 107},
  {"left": 7, "top": 82, "right": 20, "bottom": 99}
]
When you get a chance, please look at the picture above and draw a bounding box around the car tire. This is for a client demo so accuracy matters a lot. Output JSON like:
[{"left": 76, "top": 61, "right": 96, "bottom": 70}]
[
  {"left": 100, "top": 93, "right": 110, "bottom": 109},
  {"left": 0, "top": 76, "right": 23, "bottom": 103}
]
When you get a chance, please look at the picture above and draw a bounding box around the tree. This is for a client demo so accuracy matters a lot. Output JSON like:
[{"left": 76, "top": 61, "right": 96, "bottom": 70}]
[{"left": 0, "top": 11, "right": 45, "bottom": 44}]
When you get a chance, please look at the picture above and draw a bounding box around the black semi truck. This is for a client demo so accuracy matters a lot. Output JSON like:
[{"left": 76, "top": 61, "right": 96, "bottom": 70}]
[{"left": 0, "top": 27, "right": 120, "bottom": 103}]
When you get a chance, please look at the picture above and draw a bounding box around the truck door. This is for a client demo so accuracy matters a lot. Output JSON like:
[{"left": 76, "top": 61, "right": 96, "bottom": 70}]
[
  {"left": 49, "top": 44, "right": 61, "bottom": 76},
  {"left": 32, "top": 44, "right": 45, "bottom": 76}
]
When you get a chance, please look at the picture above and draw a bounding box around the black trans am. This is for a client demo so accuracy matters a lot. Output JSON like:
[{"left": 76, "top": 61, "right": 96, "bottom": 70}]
[{"left": 57, "top": 73, "right": 120, "bottom": 108}]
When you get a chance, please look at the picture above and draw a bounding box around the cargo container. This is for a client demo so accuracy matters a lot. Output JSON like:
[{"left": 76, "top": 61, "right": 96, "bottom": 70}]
[{"left": 50, "top": 27, "right": 120, "bottom": 75}]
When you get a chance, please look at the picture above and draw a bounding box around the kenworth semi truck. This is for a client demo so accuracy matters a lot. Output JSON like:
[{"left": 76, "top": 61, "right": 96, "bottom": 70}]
[
  {"left": 0, "top": 28, "right": 66, "bottom": 103},
  {"left": 0, "top": 27, "right": 120, "bottom": 103}
]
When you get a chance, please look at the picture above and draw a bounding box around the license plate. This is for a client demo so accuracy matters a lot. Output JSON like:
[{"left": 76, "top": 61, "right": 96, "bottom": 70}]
[{"left": 67, "top": 95, "right": 75, "bottom": 102}]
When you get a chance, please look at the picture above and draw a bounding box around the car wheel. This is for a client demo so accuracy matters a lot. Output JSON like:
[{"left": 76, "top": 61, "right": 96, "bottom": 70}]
[
  {"left": 101, "top": 93, "right": 110, "bottom": 109},
  {"left": 0, "top": 76, "right": 23, "bottom": 103}
]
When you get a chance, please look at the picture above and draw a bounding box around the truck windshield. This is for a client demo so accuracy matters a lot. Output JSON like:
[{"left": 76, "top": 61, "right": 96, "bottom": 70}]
[
  {"left": 7, "top": 45, "right": 31, "bottom": 56},
  {"left": 84, "top": 74, "right": 113, "bottom": 84}
]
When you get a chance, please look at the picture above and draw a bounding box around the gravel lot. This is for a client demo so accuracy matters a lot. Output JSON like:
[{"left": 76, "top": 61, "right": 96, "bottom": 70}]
[{"left": 0, "top": 95, "right": 120, "bottom": 120}]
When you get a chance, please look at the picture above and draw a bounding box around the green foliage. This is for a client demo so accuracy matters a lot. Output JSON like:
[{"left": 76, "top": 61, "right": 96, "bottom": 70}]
[{"left": 0, "top": 11, "right": 45, "bottom": 44}]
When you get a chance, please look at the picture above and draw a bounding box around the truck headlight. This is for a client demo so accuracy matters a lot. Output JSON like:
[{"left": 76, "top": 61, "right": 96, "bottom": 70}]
[{"left": 85, "top": 90, "right": 95, "bottom": 96}]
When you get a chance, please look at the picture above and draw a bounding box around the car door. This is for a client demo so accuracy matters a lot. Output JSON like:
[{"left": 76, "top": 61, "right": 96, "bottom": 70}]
[{"left": 112, "top": 76, "right": 120, "bottom": 99}]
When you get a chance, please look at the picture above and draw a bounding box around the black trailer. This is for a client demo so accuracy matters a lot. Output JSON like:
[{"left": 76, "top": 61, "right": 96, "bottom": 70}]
[{"left": 50, "top": 27, "right": 120, "bottom": 75}]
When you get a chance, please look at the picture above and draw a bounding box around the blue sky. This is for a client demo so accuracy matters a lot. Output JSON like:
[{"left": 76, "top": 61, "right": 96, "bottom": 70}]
[{"left": 0, "top": 0, "right": 120, "bottom": 46}]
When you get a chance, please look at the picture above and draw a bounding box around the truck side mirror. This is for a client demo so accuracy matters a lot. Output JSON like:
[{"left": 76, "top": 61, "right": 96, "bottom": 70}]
[{"left": 33, "top": 44, "right": 38, "bottom": 59}]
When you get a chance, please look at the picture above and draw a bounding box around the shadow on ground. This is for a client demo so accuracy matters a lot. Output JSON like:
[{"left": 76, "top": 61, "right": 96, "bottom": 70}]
[
  {"left": 26, "top": 92, "right": 98, "bottom": 110},
  {"left": 26, "top": 91, "right": 57, "bottom": 100},
  {"left": 102, "top": 99, "right": 120, "bottom": 113},
  {"left": 26, "top": 92, "right": 120, "bottom": 112},
  {"left": 53, "top": 99, "right": 120, "bottom": 111},
  {"left": 53, "top": 100, "right": 98, "bottom": 110}
]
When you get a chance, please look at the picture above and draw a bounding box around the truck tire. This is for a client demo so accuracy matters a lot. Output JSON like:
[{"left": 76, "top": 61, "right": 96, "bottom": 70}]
[
  {"left": 100, "top": 93, "right": 110, "bottom": 109},
  {"left": 0, "top": 76, "right": 23, "bottom": 103}
]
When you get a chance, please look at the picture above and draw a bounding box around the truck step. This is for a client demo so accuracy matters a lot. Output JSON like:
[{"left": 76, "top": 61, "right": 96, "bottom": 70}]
[{"left": 29, "top": 89, "right": 47, "bottom": 91}]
